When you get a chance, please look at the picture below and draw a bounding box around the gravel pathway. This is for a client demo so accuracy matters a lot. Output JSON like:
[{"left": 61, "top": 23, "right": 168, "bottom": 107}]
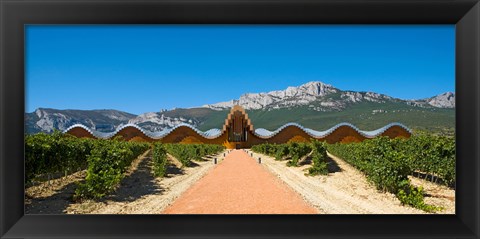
[
  {"left": 26, "top": 147, "right": 454, "bottom": 215},
  {"left": 408, "top": 175, "right": 455, "bottom": 213},
  {"left": 249, "top": 150, "right": 426, "bottom": 214},
  {"left": 163, "top": 150, "right": 318, "bottom": 214},
  {"left": 69, "top": 151, "right": 224, "bottom": 214}
]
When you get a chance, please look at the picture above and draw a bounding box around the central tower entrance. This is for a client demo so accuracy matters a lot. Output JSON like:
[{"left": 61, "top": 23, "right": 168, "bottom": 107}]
[
  {"left": 224, "top": 105, "right": 254, "bottom": 149},
  {"left": 228, "top": 110, "right": 247, "bottom": 142}
]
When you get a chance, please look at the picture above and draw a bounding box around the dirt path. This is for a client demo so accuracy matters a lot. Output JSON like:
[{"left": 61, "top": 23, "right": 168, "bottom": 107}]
[
  {"left": 248, "top": 150, "right": 430, "bottom": 214},
  {"left": 25, "top": 170, "right": 87, "bottom": 214},
  {"left": 409, "top": 176, "right": 455, "bottom": 213},
  {"left": 26, "top": 147, "right": 454, "bottom": 215},
  {"left": 67, "top": 151, "right": 224, "bottom": 214},
  {"left": 26, "top": 149, "right": 225, "bottom": 214},
  {"left": 251, "top": 150, "right": 455, "bottom": 214},
  {"left": 163, "top": 150, "right": 318, "bottom": 214}
]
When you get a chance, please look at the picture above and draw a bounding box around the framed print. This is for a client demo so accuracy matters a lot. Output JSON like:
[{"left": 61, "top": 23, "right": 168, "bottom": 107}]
[{"left": 1, "top": 0, "right": 479, "bottom": 238}]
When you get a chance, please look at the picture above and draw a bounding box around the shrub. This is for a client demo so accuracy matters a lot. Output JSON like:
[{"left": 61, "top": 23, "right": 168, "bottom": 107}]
[
  {"left": 74, "top": 140, "right": 149, "bottom": 199},
  {"left": 396, "top": 182, "right": 441, "bottom": 212},
  {"left": 152, "top": 143, "right": 168, "bottom": 177},
  {"left": 286, "top": 142, "right": 311, "bottom": 167},
  {"left": 404, "top": 133, "right": 455, "bottom": 186},
  {"left": 25, "top": 131, "right": 94, "bottom": 184},
  {"left": 327, "top": 135, "right": 452, "bottom": 212},
  {"left": 274, "top": 144, "right": 290, "bottom": 161},
  {"left": 165, "top": 143, "right": 224, "bottom": 167},
  {"left": 252, "top": 141, "right": 329, "bottom": 174},
  {"left": 307, "top": 140, "right": 329, "bottom": 176}
]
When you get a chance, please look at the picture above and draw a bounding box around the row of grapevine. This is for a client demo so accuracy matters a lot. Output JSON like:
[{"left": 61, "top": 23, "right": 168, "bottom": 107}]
[
  {"left": 164, "top": 143, "right": 224, "bottom": 167},
  {"left": 25, "top": 133, "right": 225, "bottom": 199},
  {"left": 328, "top": 134, "right": 455, "bottom": 186},
  {"left": 286, "top": 142, "right": 311, "bottom": 166},
  {"left": 251, "top": 142, "right": 310, "bottom": 166},
  {"left": 25, "top": 131, "right": 95, "bottom": 184},
  {"left": 251, "top": 140, "right": 329, "bottom": 175},
  {"left": 74, "top": 139, "right": 150, "bottom": 199},
  {"left": 403, "top": 133, "right": 455, "bottom": 186},
  {"left": 308, "top": 140, "right": 329, "bottom": 175},
  {"left": 152, "top": 143, "right": 168, "bottom": 177},
  {"left": 327, "top": 136, "right": 452, "bottom": 212}
]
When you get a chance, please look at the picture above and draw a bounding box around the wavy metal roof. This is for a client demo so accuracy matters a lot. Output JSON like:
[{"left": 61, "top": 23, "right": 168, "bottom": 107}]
[
  {"left": 63, "top": 123, "right": 223, "bottom": 140},
  {"left": 253, "top": 122, "right": 411, "bottom": 139},
  {"left": 64, "top": 122, "right": 411, "bottom": 140}
]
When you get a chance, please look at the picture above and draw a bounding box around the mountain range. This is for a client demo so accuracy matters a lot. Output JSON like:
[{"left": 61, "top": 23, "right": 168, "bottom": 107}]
[{"left": 25, "top": 81, "right": 455, "bottom": 134}]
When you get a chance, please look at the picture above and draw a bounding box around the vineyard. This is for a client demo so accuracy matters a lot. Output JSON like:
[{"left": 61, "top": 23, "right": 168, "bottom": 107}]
[
  {"left": 25, "top": 131, "right": 454, "bottom": 214},
  {"left": 74, "top": 139, "right": 150, "bottom": 199},
  {"left": 251, "top": 140, "right": 329, "bottom": 175},
  {"left": 152, "top": 143, "right": 224, "bottom": 177},
  {"left": 327, "top": 134, "right": 455, "bottom": 212},
  {"left": 250, "top": 133, "right": 455, "bottom": 212},
  {"left": 25, "top": 132, "right": 224, "bottom": 200},
  {"left": 164, "top": 143, "right": 224, "bottom": 167},
  {"left": 25, "top": 131, "right": 95, "bottom": 184}
]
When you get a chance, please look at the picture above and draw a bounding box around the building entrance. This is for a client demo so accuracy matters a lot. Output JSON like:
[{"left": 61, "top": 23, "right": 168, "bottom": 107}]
[{"left": 228, "top": 110, "right": 247, "bottom": 142}]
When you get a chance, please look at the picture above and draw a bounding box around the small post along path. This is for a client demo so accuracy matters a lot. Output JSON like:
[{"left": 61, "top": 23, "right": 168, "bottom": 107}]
[{"left": 163, "top": 149, "right": 318, "bottom": 214}]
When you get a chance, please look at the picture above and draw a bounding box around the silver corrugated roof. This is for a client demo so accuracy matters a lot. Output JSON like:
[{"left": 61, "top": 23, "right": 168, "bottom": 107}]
[
  {"left": 253, "top": 122, "right": 411, "bottom": 139},
  {"left": 64, "top": 122, "right": 411, "bottom": 140}
]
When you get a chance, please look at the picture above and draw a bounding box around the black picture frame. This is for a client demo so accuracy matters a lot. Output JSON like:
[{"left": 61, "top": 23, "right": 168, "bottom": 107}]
[{"left": 1, "top": 0, "right": 479, "bottom": 238}]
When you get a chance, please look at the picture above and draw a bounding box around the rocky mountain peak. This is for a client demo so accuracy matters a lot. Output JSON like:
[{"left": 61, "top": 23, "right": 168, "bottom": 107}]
[
  {"left": 35, "top": 108, "right": 45, "bottom": 118},
  {"left": 128, "top": 112, "right": 198, "bottom": 132},
  {"left": 26, "top": 81, "right": 455, "bottom": 135},
  {"left": 202, "top": 81, "right": 454, "bottom": 111},
  {"left": 298, "top": 81, "right": 337, "bottom": 96},
  {"left": 426, "top": 92, "right": 455, "bottom": 108},
  {"left": 204, "top": 81, "right": 339, "bottom": 110}
]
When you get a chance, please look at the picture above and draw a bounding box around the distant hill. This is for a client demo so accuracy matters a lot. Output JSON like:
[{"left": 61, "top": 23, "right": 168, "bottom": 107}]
[
  {"left": 25, "top": 81, "right": 455, "bottom": 134},
  {"left": 26, "top": 108, "right": 136, "bottom": 134},
  {"left": 203, "top": 81, "right": 455, "bottom": 110}
]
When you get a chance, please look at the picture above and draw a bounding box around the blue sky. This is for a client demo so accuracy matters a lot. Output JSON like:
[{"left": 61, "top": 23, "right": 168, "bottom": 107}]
[{"left": 26, "top": 25, "right": 455, "bottom": 114}]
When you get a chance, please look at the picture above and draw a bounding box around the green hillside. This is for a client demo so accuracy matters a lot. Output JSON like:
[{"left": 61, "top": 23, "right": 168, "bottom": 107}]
[{"left": 195, "top": 102, "right": 455, "bottom": 134}]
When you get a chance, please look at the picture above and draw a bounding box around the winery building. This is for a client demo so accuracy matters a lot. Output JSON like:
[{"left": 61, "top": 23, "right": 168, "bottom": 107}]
[{"left": 64, "top": 105, "right": 412, "bottom": 149}]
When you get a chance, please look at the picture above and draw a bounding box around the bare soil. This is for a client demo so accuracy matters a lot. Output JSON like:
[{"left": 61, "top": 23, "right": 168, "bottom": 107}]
[
  {"left": 408, "top": 176, "right": 455, "bottom": 213},
  {"left": 25, "top": 150, "right": 224, "bottom": 214},
  {"left": 25, "top": 148, "right": 454, "bottom": 214},
  {"left": 67, "top": 151, "right": 224, "bottom": 214},
  {"left": 163, "top": 150, "right": 318, "bottom": 214},
  {"left": 25, "top": 170, "right": 87, "bottom": 214},
  {"left": 249, "top": 150, "right": 454, "bottom": 214}
]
